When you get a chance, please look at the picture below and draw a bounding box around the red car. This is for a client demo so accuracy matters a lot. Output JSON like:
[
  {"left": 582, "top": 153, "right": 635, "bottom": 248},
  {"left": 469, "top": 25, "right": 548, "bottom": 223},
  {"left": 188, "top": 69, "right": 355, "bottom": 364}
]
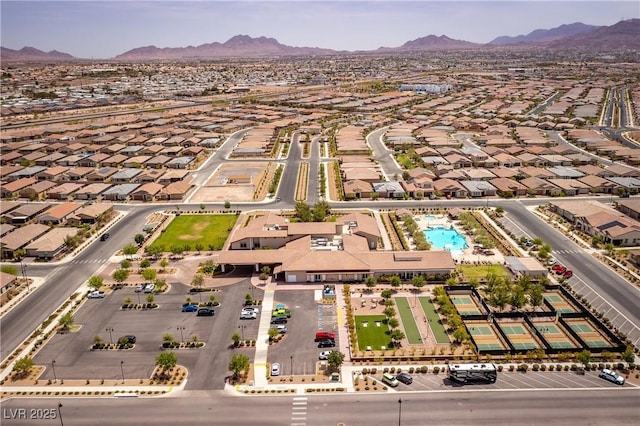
[
  {"left": 551, "top": 264, "right": 562, "bottom": 271},
  {"left": 555, "top": 266, "right": 567, "bottom": 275},
  {"left": 563, "top": 270, "right": 573, "bottom": 279}
]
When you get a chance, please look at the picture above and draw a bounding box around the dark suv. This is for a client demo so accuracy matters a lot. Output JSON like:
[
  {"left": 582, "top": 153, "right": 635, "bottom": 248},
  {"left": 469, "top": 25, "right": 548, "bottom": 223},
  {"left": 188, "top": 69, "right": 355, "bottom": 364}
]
[
  {"left": 197, "top": 308, "right": 214, "bottom": 316},
  {"left": 318, "top": 339, "right": 336, "bottom": 348},
  {"left": 271, "top": 316, "right": 288, "bottom": 324},
  {"left": 100, "top": 232, "right": 110, "bottom": 241}
]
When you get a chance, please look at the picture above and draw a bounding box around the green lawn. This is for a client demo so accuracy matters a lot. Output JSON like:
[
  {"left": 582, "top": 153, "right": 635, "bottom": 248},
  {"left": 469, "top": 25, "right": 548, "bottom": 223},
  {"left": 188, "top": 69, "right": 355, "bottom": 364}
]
[
  {"left": 394, "top": 297, "right": 423, "bottom": 344},
  {"left": 457, "top": 264, "right": 509, "bottom": 280},
  {"left": 419, "top": 297, "right": 450, "bottom": 344},
  {"left": 355, "top": 315, "right": 391, "bottom": 350},
  {"left": 149, "top": 214, "right": 238, "bottom": 252}
]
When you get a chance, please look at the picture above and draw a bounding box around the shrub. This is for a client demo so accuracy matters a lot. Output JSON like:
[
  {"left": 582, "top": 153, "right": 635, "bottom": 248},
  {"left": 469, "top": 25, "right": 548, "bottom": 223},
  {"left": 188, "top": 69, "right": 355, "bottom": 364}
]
[
  {"left": 509, "top": 365, "right": 515, "bottom": 372},
  {"left": 556, "top": 364, "right": 563, "bottom": 371},
  {"left": 420, "top": 366, "right": 428, "bottom": 373},
  {"left": 408, "top": 367, "right": 414, "bottom": 374},
  {"left": 532, "top": 364, "right": 540, "bottom": 371},
  {"left": 433, "top": 366, "right": 440, "bottom": 374},
  {"left": 383, "top": 367, "right": 389, "bottom": 374},
  {"left": 497, "top": 365, "right": 503, "bottom": 372},
  {"left": 548, "top": 365, "right": 554, "bottom": 371},
  {"left": 563, "top": 365, "right": 570, "bottom": 371},
  {"left": 370, "top": 368, "right": 377, "bottom": 374},
  {"left": 570, "top": 364, "right": 577, "bottom": 371}
]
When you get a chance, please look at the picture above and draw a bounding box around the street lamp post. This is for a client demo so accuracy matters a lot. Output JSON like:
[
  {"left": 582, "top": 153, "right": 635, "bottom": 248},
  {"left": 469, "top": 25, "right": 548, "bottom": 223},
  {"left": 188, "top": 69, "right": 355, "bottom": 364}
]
[
  {"left": 249, "top": 284, "right": 254, "bottom": 300},
  {"left": 398, "top": 398, "right": 402, "bottom": 426},
  {"left": 51, "top": 360, "right": 57, "bottom": 382},
  {"left": 58, "top": 403, "right": 64, "bottom": 426},
  {"left": 290, "top": 355, "right": 293, "bottom": 378},
  {"left": 120, "top": 361, "right": 125, "bottom": 384},
  {"left": 238, "top": 325, "right": 245, "bottom": 340},
  {"left": 105, "top": 328, "right": 114, "bottom": 345},
  {"left": 177, "top": 326, "right": 185, "bottom": 343},
  {"left": 20, "top": 261, "right": 29, "bottom": 292}
]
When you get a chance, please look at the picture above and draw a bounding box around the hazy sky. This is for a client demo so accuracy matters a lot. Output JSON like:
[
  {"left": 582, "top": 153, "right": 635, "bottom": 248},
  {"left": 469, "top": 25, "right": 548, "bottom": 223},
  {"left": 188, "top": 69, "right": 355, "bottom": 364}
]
[{"left": 1, "top": 1, "right": 637, "bottom": 58}]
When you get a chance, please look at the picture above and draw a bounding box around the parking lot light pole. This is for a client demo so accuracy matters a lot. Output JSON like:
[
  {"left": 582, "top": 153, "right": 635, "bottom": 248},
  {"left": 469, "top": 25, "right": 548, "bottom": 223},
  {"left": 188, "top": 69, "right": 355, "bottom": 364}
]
[
  {"left": 106, "top": 328, "right": 114, "bottom": 345},
  {"left": 51, "top": 360, "right": 57, "bottom": 382},
  {"left": 120, "top": 361, "right": 125, "bottom": 384},
  {"left": 58, "top": 403, "right": 64, "bottom": 426},
  {"left": 290, "top": 355, "right": 293, "bottom": 378},
  {"left": 398, "top": 398, "right": 402, "bottom": 426},
  {"left": 177, "top": 326, "right": 185, "bottom": 343}
]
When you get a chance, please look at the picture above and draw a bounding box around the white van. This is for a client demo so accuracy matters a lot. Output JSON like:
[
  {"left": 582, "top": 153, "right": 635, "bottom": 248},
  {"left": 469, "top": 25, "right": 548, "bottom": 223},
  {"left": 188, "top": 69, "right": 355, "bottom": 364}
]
[{"left": 382, "top": 372, "right": 399, "bottom": 387}]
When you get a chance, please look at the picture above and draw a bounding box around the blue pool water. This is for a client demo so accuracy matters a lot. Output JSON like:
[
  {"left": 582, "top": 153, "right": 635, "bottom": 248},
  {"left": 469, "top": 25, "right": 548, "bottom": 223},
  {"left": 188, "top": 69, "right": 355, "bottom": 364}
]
[
  {"left": 424, "top": 215, "right": 438, "bottom": 221},
  {"left": 424, "top": 226, "right": 469, "bottom": 254}
]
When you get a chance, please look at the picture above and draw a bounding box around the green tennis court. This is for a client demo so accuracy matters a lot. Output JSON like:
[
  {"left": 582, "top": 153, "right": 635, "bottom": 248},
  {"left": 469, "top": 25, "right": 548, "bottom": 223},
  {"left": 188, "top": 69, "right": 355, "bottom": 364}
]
[
  {"left": 469, "top": 325, "right": 493, "bottom": 336},
  {"left": 535, "top": 325, "right": 560, "bottom": 334},
  {"left": 458, "top": 309, "right": 481, "bottom": 316},
  {"left": 544, "top": 294, "right": 563, "bottom": 303},
  {"left": 550, "top": 341, "right": 576, "bottom": 349},
  {"left": 478, "top": 343, "right": 503, "bottom": 350},
  {"left": 502, "top": 325, "right": 526, "bottom": 335},
  {"left": 513, "top": 342, "right": 538, "bottom": 350},
  {"left": 586, "top": 340, "right": 609, "bottom": 348},
  {"left": 556, "top": 307, "right": 576, "bottom": 314},
  {"left": 395, "top": 297, "right": 422, "bottom": 344},
  {"left": 451, "top": 296, "right": 473, "bottom": 304},
  {"left": 570, "top": 323, "right": 594, "bottom": 333},
  {"left": 419, "top": 297, "right": 450, "bottom": 344}
]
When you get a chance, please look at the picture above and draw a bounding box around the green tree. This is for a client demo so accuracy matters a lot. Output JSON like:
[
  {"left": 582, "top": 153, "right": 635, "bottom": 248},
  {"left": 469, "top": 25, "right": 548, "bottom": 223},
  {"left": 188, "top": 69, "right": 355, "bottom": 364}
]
[
  {"left": 268, "top": 327, "right": 279, "bottom": 342},
  {"left": 146, "top": 293, "right": 155, "bottom": 303},
  {"left": 191, "top": 273, "right": 204, "bottom": 290},
  {"left": 327, "top": 351, "right": 345, "bottom": 373},
  {"left": 489, "top": 284, "right": 510, "bottom": 312},
  {"left": 134, "top": 233, "right": 145, "bottom": 246},
  {"left": 146, "top": 245, "right": 161, "bottom": 258},
  {"left": 603, "top": 243, "right": 616, "bottom": 256},
  {"left": 622, "top": 346, "right": 635, "bottom": 363},
  {"left": 159, "top": 257, "right": 169, "bottom": 271},
  {"left": 194, "top": 243, "right": 204, "bottom": 253},
  {"left": 58, "top": 312, "right": 74, "bottom": 331},
  {"left": 383, "top": 306, "right": 396, "bottom": 318},
  {"left": 120, "top": 259, "right": 132, "bottom": 270},
  {"left": 510, "top": 285, "right": 526, "bottom": 310},
  {"left": 155, "top": 351, "right": 178, "bottom": 371},
  {"left": 88, "top": 275, "right": 103, "bottom": 291},
  {"left": 163, "top": 333, "right": 175, "bottom": 344},
  {"left": 412, "top": 275, "right": 426, "bottom": 291},
  {"left": 389, "top": 275, "right": 401, "bottom": 289},
  {"left": 142, "top": 268, "right": 157, "bottom": 282},
  {"left": 13, "top": 248, "right": 26, "bottom": 260},
  {"left": 122, "top": 243, "right": 138, "bottom": 258},
  {"left": 390, "top": 329, "right": 405, "bottom": 347},
  {"left": 12, "top": 356, "right": 34, "bottom": 378},
  {"left": 259, "top": 266, "right": 271, "bottom": 284},
  {"left": 170, "top": 245, "right": 184, "bottom": 257},
  {"left": 112, "top": 269, "right": 129, "bottom": 284},
  {"left": 380, "top": 289, "right": 393, "bottom": 300},
  {"left": 199, "top": 259, "right": 218, "bottom": 276},
  {"left": 364, "top": 276, "right": 377, "bottom": 291},
  {"left": 577, "top": 349, "right": 591, "bottom": 367},
  {"left": 294, "top": 201, "right": 313, "bottom": 222},
  {"left": 453, "top": 325, "right": 469, "bottom": 343},
  {"left": 229, "top": 353, "right": 250, "bottom": 380},
  {"left": 224, "top": 200, "right": 231, "bottom": 209},
  {"left": 387, "top": 317, "right": 400, "bottom": 329},
  {"left": 528, "top": 284, "right": 544, "bottom": 310},
  {"left": 312, "top": 200, "right": 331, "bottom": 222},
  {"left": 231, "top": 332, "right": 241, "bottom": 347},
  {"left": 139, "top": 258, "right": 151, "bottom": 269}
]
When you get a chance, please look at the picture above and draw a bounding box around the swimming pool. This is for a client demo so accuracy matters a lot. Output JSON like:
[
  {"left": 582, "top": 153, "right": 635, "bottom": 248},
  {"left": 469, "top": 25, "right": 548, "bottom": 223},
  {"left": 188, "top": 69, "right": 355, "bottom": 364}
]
[
  {"left": 424, "top": 215, "right": 438, "bottom": 221},
  {"left": 424, "top": 226, "right": 469, "bottom": 254}
]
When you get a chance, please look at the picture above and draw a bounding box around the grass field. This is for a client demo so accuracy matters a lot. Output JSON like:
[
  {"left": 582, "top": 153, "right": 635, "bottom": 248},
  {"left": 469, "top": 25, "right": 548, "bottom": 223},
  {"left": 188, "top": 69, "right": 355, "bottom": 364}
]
[
  {"left": 394, "top": 297, "right": 422, "bottom": 344},
  {"left": 419, "top": 297, "right": 450, "bottom": 344},
  {"left": 355, "top": 315, "right": 391, "bottom": 350},
  {"left": 457, "top": 264, "right": 509, "bottom": 279},
  {"left": 149, "top": 214, "right": 238, "bottom": 252}
]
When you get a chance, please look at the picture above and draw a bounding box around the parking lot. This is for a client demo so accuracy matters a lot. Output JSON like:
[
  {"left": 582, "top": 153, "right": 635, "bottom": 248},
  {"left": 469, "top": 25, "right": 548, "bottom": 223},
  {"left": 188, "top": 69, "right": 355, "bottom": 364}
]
[
  {"left": 266, "top": 290, "right": 338, "bottom": 376},
  {"left": 33, "top": 279, "right": 256, "bottom": 390},
  {"left": 367, "top": 369, "right": 635, "bottom": 391}
]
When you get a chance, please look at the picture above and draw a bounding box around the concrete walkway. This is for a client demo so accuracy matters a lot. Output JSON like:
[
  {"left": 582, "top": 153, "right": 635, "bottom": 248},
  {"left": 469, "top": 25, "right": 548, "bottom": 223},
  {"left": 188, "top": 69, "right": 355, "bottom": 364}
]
[
  {"left": 251, "top": 275, "right": 276, "bottom": 387},
  {"left": 372, "top": 210, "right": 392, "bottom": 250}
]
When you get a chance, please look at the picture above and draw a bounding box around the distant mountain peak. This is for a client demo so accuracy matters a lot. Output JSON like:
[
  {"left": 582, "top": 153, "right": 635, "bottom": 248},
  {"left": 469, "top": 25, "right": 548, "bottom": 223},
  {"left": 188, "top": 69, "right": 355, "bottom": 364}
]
[{"left": 489, "top": 22, "right": 600, "bottom": 45}]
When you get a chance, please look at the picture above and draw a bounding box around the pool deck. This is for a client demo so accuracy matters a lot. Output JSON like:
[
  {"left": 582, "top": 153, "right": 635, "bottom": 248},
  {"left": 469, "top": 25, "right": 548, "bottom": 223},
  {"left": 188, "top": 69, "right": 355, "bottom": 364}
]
[{"left": 415, "top": 214, "right": 506, "bottom": 264}]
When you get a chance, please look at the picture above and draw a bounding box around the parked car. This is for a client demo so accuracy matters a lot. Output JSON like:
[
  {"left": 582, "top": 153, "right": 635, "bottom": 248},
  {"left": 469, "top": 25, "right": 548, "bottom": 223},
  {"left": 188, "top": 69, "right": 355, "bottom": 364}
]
[
  {"left": 242, "top": 307, "right": 259, "bottom": 314},
  {"left": 548, "top": 258, "right": 557, "bottom": 266},
  {"left": 599, "top": 368, "right": 625, "bottom": 385},
  {"left": 118, "top": 335, "right": 136, "bottom": 344},
  {"left": 240, "top": 311, "right": 257, "bottom": 320},
  {"left": 395, "top": 372, "right": 413, "bottom": 385},
  {"left": 87, "top": 291, "right": 105, "bottom": 299},
  {"left": 134, "top": 284, "right": 144, "bottom": 292},
  {"left": 197, "top": 308, "right": 215, "bottom": 316},
  {"left": 318, "top": 339, "right": 336, "bottom": 348},
  {"left": 382, "top": 372, "right": 399, "bottom": 387},
  {"left": 271, "top": 316, "right": 288, "bottom": 324},
  {"left": 275, "top": 324, "right": 287, "bottom": 334},
  {"left": 551, "top": 264, "right": 563, "bottom": 271},
  {"left": 144, "top": 284, "right": 155, "bottom": 293},
  {"left": 555, "top": 266, "right": 567, "bottom": 275},
  {"left": 100, "top": 232, "right": 110, "bottom": 241},
  {"left": 271, "top": 363, "right": 280, "bottom": 376},
  {"left": 563, "top": 269, "right": 573, "bottom": 279},
  {"left": 182, "top": 304, "right": 198, "bottom": 312},
  {"left": 319, "top": 350, "right": 333, "bottom": 360},
  {"left": 315, "top": 331, "right": 336, "bottom": 341},
  {"left": 272, "top": 308, "right": 291, "bottom": 318}
]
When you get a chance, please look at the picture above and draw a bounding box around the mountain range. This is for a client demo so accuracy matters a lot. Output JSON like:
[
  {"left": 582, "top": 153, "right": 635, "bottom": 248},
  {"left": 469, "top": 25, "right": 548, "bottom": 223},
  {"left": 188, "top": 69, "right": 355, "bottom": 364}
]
[{"left": 2, "top": 19, "right": 638, "bottom": 61}]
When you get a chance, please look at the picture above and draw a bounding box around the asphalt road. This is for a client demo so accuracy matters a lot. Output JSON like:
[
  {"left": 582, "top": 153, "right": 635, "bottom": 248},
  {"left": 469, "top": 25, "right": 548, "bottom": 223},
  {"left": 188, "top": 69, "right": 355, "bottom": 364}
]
[{"left": 1, "top": 388, "right": 638, "bottom": 425}]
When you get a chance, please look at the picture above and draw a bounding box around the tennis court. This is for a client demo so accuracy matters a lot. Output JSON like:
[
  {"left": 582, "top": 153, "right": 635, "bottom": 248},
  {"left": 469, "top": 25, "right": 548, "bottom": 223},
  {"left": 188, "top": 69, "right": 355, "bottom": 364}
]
[
  {"left": 466, "top": 321, "right": 507, "bottom": 351},
  {"left": 501, "top": 324, "right": 526, "bottom": 335},
  {"left": 535, "top": 322, "right": 577, "bottom": 349},
  {"left": 565, "top": 319, "right": 613, "bottom": 349},
  {"left": 498, "top": 321, "right": 541, "bottom": 350},
  {"left": 450, "top": 294, "right": 482, "bottom": 316},
  {"left": 569, "top": 323, "right": 594, "bottom": 333},
  {"left": 544, "top": 291, "right": 577, "bottom": 314}
]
